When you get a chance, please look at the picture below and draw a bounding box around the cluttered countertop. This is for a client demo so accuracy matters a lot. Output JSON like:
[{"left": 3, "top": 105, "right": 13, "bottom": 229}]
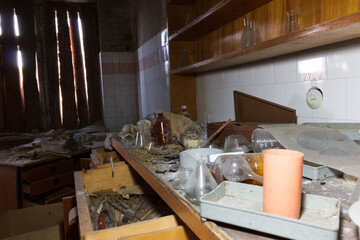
[
  {"left": 0, "top": 124, "right": 106, "bottom": 168},
  {"left": 109, "top": 109, "right": 360, "bottom": 240}
]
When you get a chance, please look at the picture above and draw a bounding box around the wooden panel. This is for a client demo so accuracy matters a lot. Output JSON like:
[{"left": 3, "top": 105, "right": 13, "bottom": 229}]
[
  {"left": 111, "top": 139, "right": 228, "bottom": 240},
  {"left": 169, "top": 0, "right": 360, "bottom": 75},
  {"left": 80, "top": 4, "right": 103, "bottom": 124},
  {"left": 197, "top": 0, "right": 360, "bottom": 61},
  {"left": 42, "top": 3, "right": 62, "bottom": 129},
  {"left": 23, "top": 171, "right": 74, "bottom": 197},
  {"left": 172, "top": 12, "right": 360, "bottom": 74},
  {"left": 1, "top": 3, "right": 25, "bottom": 131},
  {"left": 63, "top": 195, "right": 79, "bottom": 240},
  {"left": 170, "top": 75, "right": 197, "bottom": 121},
  {"left": 0, "top": 165, "right": 18, "bottom": 214},
  {"left": 234, "top": 91, "right": 296, "bottom": 123},
  {"left": 169, "top": 41, "right": 197, "bottom": 70},
  {"left": 15, "top": 0, "right": 42, "bottom": 131},
  {"left": 169, "top": 0, "right": 272, "bottom": 41},
  {"left": 74, "top": 171, "right": 93, "bottom": 237},
  {"left": 84, "top": 215, "right": 181, "bottom": 240},
  {"left": 69, "top": 8, "right": 89, "bottom": 127},
  {"left": 80, "top": 164, "right": 142, "bottom": 193},
  {"left": 120, "top": 226, "right": 198, "bottom": 240},
  {"left": 22, "top": 159, "right": 74, "bottom": 182},
  {"left": 57, "top": 3, "right": 78, "bottom": 129},
  {"left": 90, "top": 153, "right": 125, "bottom": 169},
  {"left": 0, "top": 46, "right": 5, "bottom": 131},
  {"left": 167, "top": 5, "right": 192, "bottom": 37}
]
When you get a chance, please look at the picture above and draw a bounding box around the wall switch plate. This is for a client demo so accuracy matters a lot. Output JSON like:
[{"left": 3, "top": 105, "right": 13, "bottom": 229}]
[{"left": 306, "top": 87, "right": 323, "bottom": 109}]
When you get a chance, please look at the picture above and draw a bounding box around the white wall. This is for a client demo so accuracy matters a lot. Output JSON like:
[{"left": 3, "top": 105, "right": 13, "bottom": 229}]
[
  {"left": 100, "top": 28, "right": 170, "bottom": 132},
  {"left": 100, "top": 52, "right": 139, "bottom": 132},
  {"left": 137, "top": 28, "right": 170, "bottom": 119},
  {"left": 197, "top": 38, "right": 360, "bottom": 124}
]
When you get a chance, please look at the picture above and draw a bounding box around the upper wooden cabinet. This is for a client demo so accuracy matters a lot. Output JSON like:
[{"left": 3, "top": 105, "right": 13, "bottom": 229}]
[
  {"left": 168, "top": 0, "right": 272, "bottom": 41},
  {"left": 167, "top": 0, "right": 360, "bottom": 75}
]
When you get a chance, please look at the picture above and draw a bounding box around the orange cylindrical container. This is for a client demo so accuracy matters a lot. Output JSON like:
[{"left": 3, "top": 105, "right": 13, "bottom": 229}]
[{"left": 263, "top": 149, "right": 304, "bottom": 219}]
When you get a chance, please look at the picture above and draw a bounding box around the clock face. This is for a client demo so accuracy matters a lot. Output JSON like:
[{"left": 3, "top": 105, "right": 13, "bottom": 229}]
[{"left": 306, "top": 87, "right": 323, "bottom": 109}]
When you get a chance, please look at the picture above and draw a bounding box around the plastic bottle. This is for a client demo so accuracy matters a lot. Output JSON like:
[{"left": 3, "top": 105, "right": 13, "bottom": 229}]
[
  {"left": 154, "top": 109, "right": 172, "bottom": 145},
  {"left": 179, "top": 105, "right": 191, "bottom": 118}
]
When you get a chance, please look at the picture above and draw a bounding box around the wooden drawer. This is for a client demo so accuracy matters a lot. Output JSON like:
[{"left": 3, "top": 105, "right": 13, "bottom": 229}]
[
  {"left": 75, "top": 164, "right": 196, "bottom": 240},
  {"left": 90, "top": 153, "right": 125, "bottom": 169},
  {"left": 23, "top": 172, "right": 74, "bottom": 197},
  {"left": 22, "top": 159, "right": 74, "bottom": 182}
]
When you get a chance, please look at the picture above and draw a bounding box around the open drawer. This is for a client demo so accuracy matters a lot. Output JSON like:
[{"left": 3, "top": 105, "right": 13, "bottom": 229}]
[{"left": 75, "top": 164, "right": 197, "bottom": 240}]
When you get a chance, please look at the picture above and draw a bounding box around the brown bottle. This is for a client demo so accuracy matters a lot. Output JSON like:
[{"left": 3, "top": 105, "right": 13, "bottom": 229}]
[
  {"left": 154, "top": 109, "right": 172, "bottom": 145},
  {"left": 179, "top": 105, "right": 191, "bottom": 118}
]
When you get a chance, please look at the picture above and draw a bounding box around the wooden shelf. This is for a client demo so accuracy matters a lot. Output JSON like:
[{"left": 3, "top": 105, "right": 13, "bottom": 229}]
[
  {"left": 170, "top": 12, "right": 360, "bottom": 75},
  {"left": 111, "top": 139, "right": 230, "bottom": 240},
  {"left": 169, "top": 0, "right": 272, "bottom": 41}
]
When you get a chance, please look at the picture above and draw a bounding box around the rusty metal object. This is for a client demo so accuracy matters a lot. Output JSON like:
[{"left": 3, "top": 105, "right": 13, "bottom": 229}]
[{"left": 86, "top": 187, "right": 172, "bottom": 231}]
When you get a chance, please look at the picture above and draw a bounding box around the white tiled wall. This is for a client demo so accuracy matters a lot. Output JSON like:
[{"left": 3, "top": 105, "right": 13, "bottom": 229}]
[
  {"left": 137, "top": 29, "right": 170, "bottom": 119},
  {"left": 197, "top": 38, "right": 360, "bottom": 124},
  {"left": 100, "top": 52, "right": 138, "bottom": 132}
]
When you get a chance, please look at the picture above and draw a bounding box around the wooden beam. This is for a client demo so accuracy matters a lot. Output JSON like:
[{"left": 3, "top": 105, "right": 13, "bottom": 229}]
[{"left": 57, "top": 3, "right": 78, "bottom": 129}]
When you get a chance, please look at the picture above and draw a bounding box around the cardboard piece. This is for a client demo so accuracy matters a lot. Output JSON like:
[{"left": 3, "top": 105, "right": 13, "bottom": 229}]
[
  {"left": 0, "top": 202, "right": 63, "bottom": 239},
  {"left": 2, "top": 224, "right": 62, "bottom": 240}
]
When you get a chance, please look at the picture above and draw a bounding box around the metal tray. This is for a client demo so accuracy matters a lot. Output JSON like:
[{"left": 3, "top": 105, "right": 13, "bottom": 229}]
[
  {"left": 200, "top": 181, "right": 340, "bottom": 240},
  {"left": 303, "top": 161, "right": 342, "bottom": 180}
]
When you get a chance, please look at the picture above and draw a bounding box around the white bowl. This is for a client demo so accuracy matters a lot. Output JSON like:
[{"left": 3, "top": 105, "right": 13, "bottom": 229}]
[{"left": 179, "top": 148, "right": 223, "bottom": 169}]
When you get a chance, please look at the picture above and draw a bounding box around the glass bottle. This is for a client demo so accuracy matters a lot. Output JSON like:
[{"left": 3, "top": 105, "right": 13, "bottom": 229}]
[
  {"left": 251, "top": 128, "right": 284, "bottom": 153},
  {"left": 154, "top": 109, "right": 172, "bottom": 145},
  {"left": 171, "top": 165, "right": 193, "bottom": 194},
  {"left": 285, "top": 10, "right": 291, "bottom": 34},
  {"left": 185, "top": 159, "right": 218, "bottom": 205},
  {"left": 239, "top": 18, "right": 250, "bottom": 49},
  {"left": 178, "top": 48, "right": 191, "bottom": 68},
  {"left": 252, "top": 21, "right": 262, "bottom": 45},
  {"left": 290, "top": 10, "right": 299, "bottom": 32},
  {"left": 179, "top": 105, "right": 191, "bottom": 118}
]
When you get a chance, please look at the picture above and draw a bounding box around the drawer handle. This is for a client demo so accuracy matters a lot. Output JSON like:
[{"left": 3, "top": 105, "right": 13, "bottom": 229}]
[
  {"left": 50, "top": 166, "right": 57, "bottom": 173},
  {"left": 53, "top": 178, "right": 59, "bottom": 186}
]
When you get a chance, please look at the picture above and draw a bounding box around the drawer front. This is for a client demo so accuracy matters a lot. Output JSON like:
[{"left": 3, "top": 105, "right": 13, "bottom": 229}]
[
  {"left": 22, "top": 159, "right": 74, "bottom": 182},
  {"left": 23, "top": 172, "right": 74, "bottom": 197}
]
